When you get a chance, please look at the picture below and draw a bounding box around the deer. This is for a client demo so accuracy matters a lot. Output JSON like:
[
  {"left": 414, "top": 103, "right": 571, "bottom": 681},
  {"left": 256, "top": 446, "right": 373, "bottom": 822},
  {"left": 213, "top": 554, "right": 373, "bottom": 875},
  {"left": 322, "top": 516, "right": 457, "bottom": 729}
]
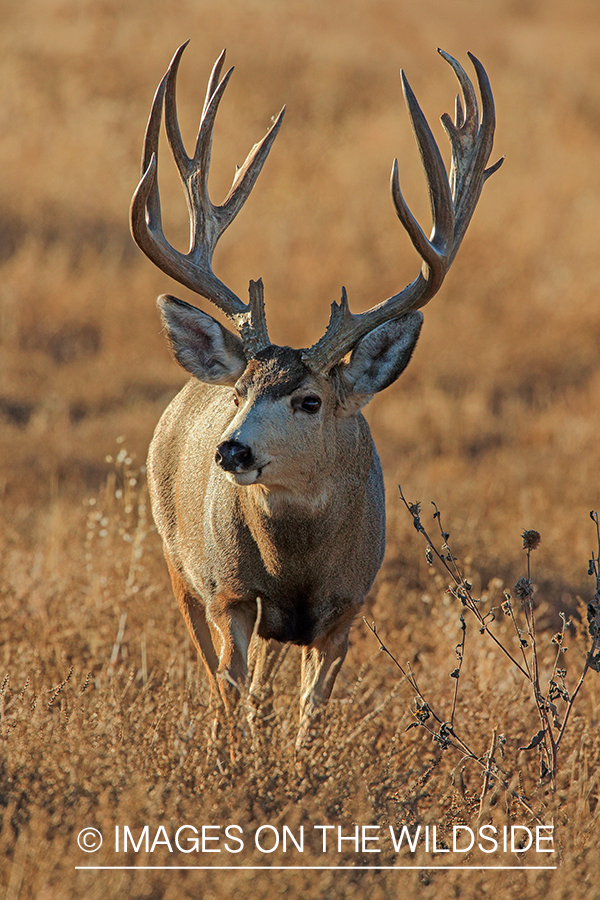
[{"left": 130, "top": 42, "right": 502, "bottom": 745}]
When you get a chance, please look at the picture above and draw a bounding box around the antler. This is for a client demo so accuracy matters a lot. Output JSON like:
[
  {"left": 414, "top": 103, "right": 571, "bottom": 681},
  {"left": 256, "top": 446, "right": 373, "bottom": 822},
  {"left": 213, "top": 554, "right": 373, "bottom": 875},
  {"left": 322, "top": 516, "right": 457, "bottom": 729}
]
[
  {"left": 301, "top": 50, "right": 504, "bottom": 374},
  {"left": 130, "top": 42, "right": 285, "bottom": 358}
]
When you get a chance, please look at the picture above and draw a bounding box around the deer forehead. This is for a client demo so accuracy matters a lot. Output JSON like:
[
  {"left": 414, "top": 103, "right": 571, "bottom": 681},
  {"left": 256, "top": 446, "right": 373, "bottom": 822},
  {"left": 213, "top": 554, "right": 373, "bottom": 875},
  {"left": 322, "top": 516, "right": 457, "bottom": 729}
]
[{"left": 234, "top": 346, "right": 326, "bottom": 401}]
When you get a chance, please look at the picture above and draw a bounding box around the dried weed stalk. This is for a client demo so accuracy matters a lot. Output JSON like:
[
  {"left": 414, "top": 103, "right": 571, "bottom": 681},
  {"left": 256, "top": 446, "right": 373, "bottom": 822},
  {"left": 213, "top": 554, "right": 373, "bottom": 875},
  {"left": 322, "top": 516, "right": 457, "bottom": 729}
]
[{"left": 367, "top": 490, "right": 600, "bottom": 806}]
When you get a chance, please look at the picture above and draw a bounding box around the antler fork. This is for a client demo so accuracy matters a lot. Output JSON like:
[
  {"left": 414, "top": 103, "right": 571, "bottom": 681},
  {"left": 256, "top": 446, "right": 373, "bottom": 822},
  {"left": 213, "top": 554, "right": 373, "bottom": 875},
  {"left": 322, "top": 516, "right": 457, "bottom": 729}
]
[{"left": 130, "top": 41, "right": 285, "bottom": 358}]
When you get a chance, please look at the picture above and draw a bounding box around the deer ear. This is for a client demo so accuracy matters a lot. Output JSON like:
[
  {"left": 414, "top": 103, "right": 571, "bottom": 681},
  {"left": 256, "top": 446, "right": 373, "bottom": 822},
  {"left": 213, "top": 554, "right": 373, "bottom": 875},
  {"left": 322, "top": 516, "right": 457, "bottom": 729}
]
[
  {"left": 339, "top": 311, "right": 423, "bottom": 413},
  {"left": 157, "top": 294, "right": 247, "bottom": 384}
]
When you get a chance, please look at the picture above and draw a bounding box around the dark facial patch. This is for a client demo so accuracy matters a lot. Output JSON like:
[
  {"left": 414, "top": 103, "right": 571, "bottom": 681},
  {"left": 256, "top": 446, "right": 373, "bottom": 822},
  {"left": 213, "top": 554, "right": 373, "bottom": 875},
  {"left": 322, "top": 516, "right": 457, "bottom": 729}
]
[{"left": 235, "top": 346, "right": 312, "bottom": 401}]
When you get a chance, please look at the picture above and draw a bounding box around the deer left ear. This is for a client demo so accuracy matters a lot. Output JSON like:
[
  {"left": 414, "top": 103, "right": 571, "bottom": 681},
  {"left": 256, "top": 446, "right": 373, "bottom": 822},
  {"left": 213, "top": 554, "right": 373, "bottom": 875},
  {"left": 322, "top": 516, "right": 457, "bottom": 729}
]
[
  {"left": 157, "top": 293, "right": 247, "bottom": 384},
  {"left": 338, "top": 311, "right": 423, "bottom": 413}
]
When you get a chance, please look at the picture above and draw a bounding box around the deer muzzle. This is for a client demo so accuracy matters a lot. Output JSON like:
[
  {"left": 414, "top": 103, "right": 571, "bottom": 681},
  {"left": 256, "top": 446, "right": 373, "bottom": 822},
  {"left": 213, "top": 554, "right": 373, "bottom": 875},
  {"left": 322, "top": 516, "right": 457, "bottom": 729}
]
[{"left": 215, "top": 440, "right": 255, "bottom": 473}]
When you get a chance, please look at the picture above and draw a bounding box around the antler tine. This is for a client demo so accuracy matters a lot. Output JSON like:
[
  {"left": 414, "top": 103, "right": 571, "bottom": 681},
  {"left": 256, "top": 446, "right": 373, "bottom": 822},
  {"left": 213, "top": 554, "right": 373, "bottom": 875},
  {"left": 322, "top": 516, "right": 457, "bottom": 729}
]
[
  {"left": 201, "top": 48, "right": 228, "bottom": 120},
  {"left": 130, "top": 70, "right": 169, "bottom": 268},
  {"left": 163, "top": 44, "right": 228, "bottom": 186},
  {"left": 130, "top": 43, "right": 286, "bottom": 358},
  {"left": 163, "top": 45, "right": 235, "bottom": 251},
  {"left": 301, "top": 51, "right": 502, "bottom": 375},
  {"left": 393, "top": 70, "right": 455, "bottom": 291},
  {"left": 439, "top": 50, "right": 504, "bottom": 266}
]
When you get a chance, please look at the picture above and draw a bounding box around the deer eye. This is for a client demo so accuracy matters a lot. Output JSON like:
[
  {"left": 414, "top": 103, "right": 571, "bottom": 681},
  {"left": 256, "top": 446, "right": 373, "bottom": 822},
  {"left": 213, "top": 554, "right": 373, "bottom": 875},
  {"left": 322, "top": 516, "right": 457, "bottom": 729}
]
[
  {"left": 296, "top": 395, "right": 321, "bottom": 414},
  {"left": 232, "top": 393, "right": 239, "bottom": 407}
]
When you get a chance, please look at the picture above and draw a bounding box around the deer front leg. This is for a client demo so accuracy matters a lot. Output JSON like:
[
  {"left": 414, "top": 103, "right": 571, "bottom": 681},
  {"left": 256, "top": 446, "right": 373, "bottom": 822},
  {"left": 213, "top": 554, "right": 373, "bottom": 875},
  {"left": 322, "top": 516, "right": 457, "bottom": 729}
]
[
  {"left": 165, "top": 554, "right": 219, "bottom": 689},
  {"left": 167, "top": 554, "right": 257, "bottom": 714},
  {"left": 248, "top": 635, "right": 286, "bottom": 727},
  {"left": 249, "top": 637, "right": 284, "bottom": 702},
  {"left": 297, "top": 611, "right": 356, "bottom": 747},
  {"left": 206, "top": 599, "right": 258, "bottom": 713}
]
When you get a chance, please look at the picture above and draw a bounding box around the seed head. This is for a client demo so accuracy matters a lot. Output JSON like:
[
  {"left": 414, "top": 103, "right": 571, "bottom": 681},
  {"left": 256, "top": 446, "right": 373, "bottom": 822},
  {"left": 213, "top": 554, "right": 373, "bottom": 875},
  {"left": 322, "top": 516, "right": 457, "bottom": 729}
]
[
  {"left": 514, "top": 576, "right": 533, "bottom": 601},
  {"left": 522, "top": 530, "right": 541, "bottom": 551}
]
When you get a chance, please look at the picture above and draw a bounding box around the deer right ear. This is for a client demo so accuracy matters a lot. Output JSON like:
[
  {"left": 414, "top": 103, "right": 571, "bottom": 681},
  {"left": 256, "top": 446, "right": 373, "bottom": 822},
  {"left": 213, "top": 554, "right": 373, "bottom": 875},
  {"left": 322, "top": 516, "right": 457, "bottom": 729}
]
[
  {"left": 338, "top": 312, "right": 423, "bottom": 413},
  {"left": 157, "top": 294, "right": 247, "bottom": 384}
]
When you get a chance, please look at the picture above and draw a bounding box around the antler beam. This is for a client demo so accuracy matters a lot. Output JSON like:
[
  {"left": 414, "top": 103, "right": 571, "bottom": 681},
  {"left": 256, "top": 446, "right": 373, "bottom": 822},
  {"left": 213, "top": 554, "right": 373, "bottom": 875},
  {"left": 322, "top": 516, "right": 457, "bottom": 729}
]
[{"left": 301, "top": 50, "right": 504, "bottom": 374}]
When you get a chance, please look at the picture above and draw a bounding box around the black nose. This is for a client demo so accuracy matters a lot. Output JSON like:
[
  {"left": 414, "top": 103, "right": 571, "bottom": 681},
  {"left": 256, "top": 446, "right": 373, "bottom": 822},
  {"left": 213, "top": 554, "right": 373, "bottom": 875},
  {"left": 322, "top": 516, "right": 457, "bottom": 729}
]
[{"left": 215, "top": 440, "right": 255, "bottom": 472}]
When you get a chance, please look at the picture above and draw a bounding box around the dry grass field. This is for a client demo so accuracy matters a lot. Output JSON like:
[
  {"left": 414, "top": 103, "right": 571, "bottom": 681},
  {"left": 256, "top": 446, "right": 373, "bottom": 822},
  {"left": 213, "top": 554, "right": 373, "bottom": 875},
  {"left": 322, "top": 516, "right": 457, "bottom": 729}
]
[{"left": 1, "top": 0, "right": 599, "bottom": 896}]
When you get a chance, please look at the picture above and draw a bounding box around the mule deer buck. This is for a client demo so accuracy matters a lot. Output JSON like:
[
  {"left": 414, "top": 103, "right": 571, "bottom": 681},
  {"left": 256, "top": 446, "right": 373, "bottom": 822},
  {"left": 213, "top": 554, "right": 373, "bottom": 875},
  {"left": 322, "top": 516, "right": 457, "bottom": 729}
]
[{"left": 130, "top": 43, "right": 502, "bottom": 743}]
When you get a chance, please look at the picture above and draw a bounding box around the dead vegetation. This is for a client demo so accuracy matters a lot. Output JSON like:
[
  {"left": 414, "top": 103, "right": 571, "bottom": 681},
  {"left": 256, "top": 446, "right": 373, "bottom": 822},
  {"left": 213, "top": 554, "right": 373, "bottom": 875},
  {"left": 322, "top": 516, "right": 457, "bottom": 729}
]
[{"left": 1, "top": 0, "right": 599, "bottom": 896}]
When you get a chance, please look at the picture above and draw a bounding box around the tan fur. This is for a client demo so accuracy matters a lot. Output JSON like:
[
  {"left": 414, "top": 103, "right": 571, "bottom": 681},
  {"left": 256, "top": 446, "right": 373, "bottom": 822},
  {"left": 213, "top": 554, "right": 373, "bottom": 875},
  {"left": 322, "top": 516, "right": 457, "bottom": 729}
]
[{"left": 147, "top": 366, "right": 385, "bottom": 726}]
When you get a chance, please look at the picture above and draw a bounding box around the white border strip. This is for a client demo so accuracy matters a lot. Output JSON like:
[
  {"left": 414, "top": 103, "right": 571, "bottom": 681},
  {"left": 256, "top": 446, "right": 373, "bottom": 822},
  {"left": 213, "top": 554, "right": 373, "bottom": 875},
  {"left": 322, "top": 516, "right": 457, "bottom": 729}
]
[{"left": 76, "top": 865, "right": 557, "bottom": 871}]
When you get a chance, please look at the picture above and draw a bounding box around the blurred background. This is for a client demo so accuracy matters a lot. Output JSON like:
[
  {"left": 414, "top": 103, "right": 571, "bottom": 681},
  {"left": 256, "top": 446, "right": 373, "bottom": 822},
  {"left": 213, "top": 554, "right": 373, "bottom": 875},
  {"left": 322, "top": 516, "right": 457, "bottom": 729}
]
[
  {"left": 1, "top": 3, "right": 599, "bottom": 895},
  {"left": 1, "top": 0, "right": 599, "bottom": 594}
]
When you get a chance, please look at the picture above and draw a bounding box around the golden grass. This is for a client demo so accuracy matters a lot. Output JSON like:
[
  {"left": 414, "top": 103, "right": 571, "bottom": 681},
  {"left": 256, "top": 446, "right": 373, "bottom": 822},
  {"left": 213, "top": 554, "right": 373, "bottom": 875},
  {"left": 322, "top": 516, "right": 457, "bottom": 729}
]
[{"left": 1, "top": 0, "right": 600, "bottom": 896}]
